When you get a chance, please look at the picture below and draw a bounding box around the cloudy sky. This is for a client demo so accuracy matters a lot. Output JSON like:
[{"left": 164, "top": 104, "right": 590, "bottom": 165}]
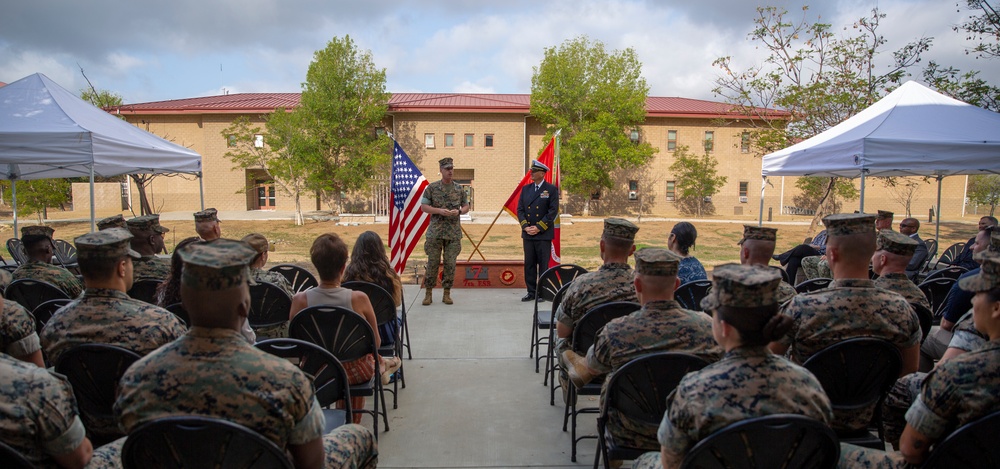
[{"left": 1, "top": 0, "right": 996, "bottom": 105}]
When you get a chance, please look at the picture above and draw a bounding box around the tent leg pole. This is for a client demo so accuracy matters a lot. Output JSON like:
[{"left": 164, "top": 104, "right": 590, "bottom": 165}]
[
  {"left": 11, "top": 181, "right": 17, "bottom": 235},
  {"left": 198, "top": 172, "right": 205, "bottom": 211},
  {"left": 758, "top": 176, "right": 766, "bottom": 227},
  {"left": 935, "top": 175, "right": 943, "bottom": 243},
  {"left": 859, "top": 173, "right": 867, "bottom": 213},
  {"left": 89, "top": 165, "right": 96, "bottom": 232}
]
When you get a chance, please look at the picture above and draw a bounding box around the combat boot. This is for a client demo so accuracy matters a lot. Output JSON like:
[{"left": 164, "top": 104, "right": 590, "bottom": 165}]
[
  {"left": 422, "top": 288, "right": 433, "bottom": 306},
  {"left": 442, "top": 288, "right": 453, "bottom": 305}
]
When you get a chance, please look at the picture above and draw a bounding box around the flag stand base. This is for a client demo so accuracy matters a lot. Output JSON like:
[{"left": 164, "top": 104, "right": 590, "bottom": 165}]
[{"left": 433, "top": 260, "right": 526, "bottom": 288}]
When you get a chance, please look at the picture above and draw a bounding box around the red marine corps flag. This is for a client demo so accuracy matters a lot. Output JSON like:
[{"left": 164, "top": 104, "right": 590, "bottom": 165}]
[
  {"left": 502, "top": 137, "right": 560, "bottom": 268},
  {"left": 389, "top": 142, "right": 430, "bottom": 274}
]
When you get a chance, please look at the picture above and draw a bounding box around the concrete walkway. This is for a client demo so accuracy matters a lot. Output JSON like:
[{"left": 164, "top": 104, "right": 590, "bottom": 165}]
[{"left": 373, "top": 284, "right": 603, "bottom": 469}]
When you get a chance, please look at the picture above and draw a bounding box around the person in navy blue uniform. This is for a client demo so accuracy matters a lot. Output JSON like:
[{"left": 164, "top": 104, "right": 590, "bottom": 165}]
[{"left": 517, "top": 159, "right": 559, "bottom": 301}]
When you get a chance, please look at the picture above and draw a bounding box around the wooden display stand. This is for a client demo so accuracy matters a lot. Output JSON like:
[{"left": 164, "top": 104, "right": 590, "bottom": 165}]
[{"left": 432, "top": 260, "right": 526, "bottom": 288}]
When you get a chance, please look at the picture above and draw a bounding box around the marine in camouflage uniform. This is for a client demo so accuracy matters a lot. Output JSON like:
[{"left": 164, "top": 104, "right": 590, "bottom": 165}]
[
  {"left": 582, "top": 248, "right": 720, "bottom": 451},
  {"left": 88, "top": 239, "right": 377, "bottom": 469},
  {"left": 800, "top": 254, "right": 832, "bottom": 279},
  {"left": 421, "top": 157, "right": 469, "bottom": 305},
  {"left": 96, "top": 214, "right": 126, "bottom": 231},
  {"left": 773, "top": 213, "right": 921, "bottom": 433},
  {"left": 737, "top": 224, "right": 796, "bottom": 304},
  {"left": 242, "top": 233, "right": 294, "bottom": 339},
  {"left": 633, "top": 264, "right": 833, "bottom": 469},
  {"left": 12, "top": 225, "right": 83, "bottom": 298},
  {"left": 1, "top": 298, "right": 41, "bottom": 363},
  {"left": 875, "top": 272, "right": 931, "bottom": 311},
  {"left": 0, "top": 353, "right": 90, "bottom": 468},
  {"left": 127, "top": 214, "right": 172, "bottom": 281}
]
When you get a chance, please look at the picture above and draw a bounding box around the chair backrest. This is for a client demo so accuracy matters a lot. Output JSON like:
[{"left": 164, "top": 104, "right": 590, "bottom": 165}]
[
  {"left": 267, "top": 264, "right": 318, "bottom": 293},
  {"left": 52, "top": 239, "right": 77, "bottom": 267},
  {"left": 289, "top": 306, "right": 377, "bottom": 363},
  {"left": 935, "top": 242, "right": 964, "bottom": 269},
  {"left": 925, "top": 239, "right": 938, "bottom": 258},
  {"left": 165, "top": 303, "right": 190, "bottom": 327},
  {"left": 256, "top": 338, "right": 351, "bottom": 412},
  {"left": 127, "top": 278, "right": 162, "bottom": 305},
  {"left": 681, "top": 414, "right": 840, "bottom": 469},
  {"left": 802, "top": 338, "right": 901, "bottom": 410},
  {"left": 795, "top": 277, "right": 833, "bottom": 294},
  {"left": 603, "top": 352, "right": 710, "bottom": 432},
  {"left": 536, "top": 264, "right": 588, "bottom": 302},
  {"left": 921, "top": 410, "right": 1000, "bottom": 468},
  {"left": 341, "top": 281, "right": 396, "bottom": 327},
  {"left": 121, "top": 416, "right": 293, "bottom": 469},
  {"left": 248, "top": 282, "right": 292, "bottom": 329},
  {"left": 5, "top": 278, "right": 70, "bottom": 312},
  {"left": 675, "top": 280, "right": 712, "bottom": 311},
  {"left": 54, "top": 344, "right": 142, "bottom": 438},
  {"left": 31, "top": 298, "right": 72, "bottom": 333},
  {"left": 911, "top": 303, "right": 933, "bottom": 343},
  {"left": 0, "top": 440, "right": 34, "bottom": 469},
  {"left": 571, "top": 302, "right": 641, "bottom": 354},
  {"left": 771, "top": 266, "right": 791, "bottom": 285},
  {"left": 922, "top": 265, "right": 968, "bottom": 282},
  {"left": 917, "top": 277, "right": 957, "bottom": 317},
  {"left": 6, "top": 238, "right": 28, "bottom": 266}
]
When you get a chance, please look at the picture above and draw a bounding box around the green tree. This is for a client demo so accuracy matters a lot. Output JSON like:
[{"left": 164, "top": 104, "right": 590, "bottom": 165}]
[
  {"left": 923, "top": 62, "right": 1000, "bottom": 111},
  {"left": 668, "top": 145, "right": 728, "bottom": 217},
  {"left": 80, "top": 88, "right": 122, "bottom": 109},
  {"left": 1, "top": 179, "right": 71, "bottom": 223},
  {"left": 713, "top": 6, "right": 930, "bottom": 229},
  {"left": 221, "top": 113, "right": 312, "bottom": 225},
  {"left": 956, "top": 0, "right": 1000, "bottom": 59},
  {"left": 792, "top": 177, "right": 859, "bottom": 217},
  {"left": 968, "top": 174, "right": 1000, "bottom": 215},
  {"left": 530, "top": 36, "right": 657, "bottom": 216},
  {"left": 297, "top": 35, "right": 392, "bottom": 213}
]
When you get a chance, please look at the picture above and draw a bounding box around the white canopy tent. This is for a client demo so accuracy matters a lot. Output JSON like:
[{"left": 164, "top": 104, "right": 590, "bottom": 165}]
[
  {"left": 760, "top": 80, "right": 1000, "bottom": 240},
  {"left": 0, "top": 73, "right": 203, "bottom": 233}
]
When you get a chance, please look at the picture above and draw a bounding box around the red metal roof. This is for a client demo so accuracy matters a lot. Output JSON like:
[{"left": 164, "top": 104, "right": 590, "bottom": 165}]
[
  {"left": 114, "top": 93, "right": 301, "bottom": 115},
  {"left": 388, "top": 93, "right": 530, "bottom": 113}
]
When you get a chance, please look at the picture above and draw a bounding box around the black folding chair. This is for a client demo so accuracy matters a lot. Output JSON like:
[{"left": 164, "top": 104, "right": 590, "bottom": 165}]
[
  {"left": 924, "top": 239, "right": 938, "bottom": 261},
  {"left": 795, "top": 277, "right": 833, "bottom": 294},
  {"left": 771, "top": 265, "right": 791, "bottom": 285},
  {"left": 248, "top": 281, "right": 292, "bottom": 334},
  {"left": 52, "top": 239, "right": 78, "bottom": 271},
  {"left": 6, "top": 238, "right": 28, "bottom": 266},
  {"left": 596, "top": 352, "right": 709, "bottom": 469},
  {"left": 531, "top": 264, "right": 588, "bottom": 366},
  {"left": 564, "top": 301, "right": 641, "bottom": 462},
  {"left": 127, "top": 278, "right": 162, "bottom": 305},
  {"left": 31, "top": 298, "right": 71, "bottom": 334},
  {"left": 5, "top": 278, "right": 70, "bottom": 312},
  {"left": 256, "top": 338, "right": 352, "bottom": 433},
  {"left": 921, "top": 410, "right": 1000, "bottom": 468},
  {"left": 55, "top": 344, "right": 142, "bottom": 446},
  {"left": 289, "top": 305, "right": 387, "bottom": 438},
  {"left": 912, "top": 303, "right": 933, "bottom": 344},
  {"left": 268, "top": 264, "right": 318, "bottom": 293},
  {"left": 343, "top": 281, "right": 404, "bottom": 408},
  {"left": 681, "top": 414, "right": 840, "bottom": 469},
  {"left": 918, "top": 277, "right": 957, "bottom": 318},
  {"left": 922, "top": 265, "right": 968, "bottom": 282},
  {"left": 674, "top": 280, "right": 712, "bottom": 311},
  {"left": 0, "top": 440, "right": 34, "bottom": 469},
  {"left": 545, "top": 284, "right": 572, "bottom": 405},
  {"left": 121, "top": 416, "right": 293, "bottom": 469},
  {"left": 165, "top": 303, "right": 190, "bottom": 327},
  {"left": 802, "top": 338, "right": 902, "bottom": 449},
  {"left": 933, "top": 242, "right": 964, "bottom": 270}
]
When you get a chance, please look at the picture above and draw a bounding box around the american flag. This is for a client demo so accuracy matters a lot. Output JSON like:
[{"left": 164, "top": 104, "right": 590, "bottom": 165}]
[{"left": 389, "top": 142, "right": 430, "bottom": 274}]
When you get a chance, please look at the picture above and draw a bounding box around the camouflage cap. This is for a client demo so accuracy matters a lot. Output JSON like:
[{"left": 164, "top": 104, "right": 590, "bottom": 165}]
[
  {"left": 959, "top": 251, "right": 1000, "bottom": 292},
  {"left": 530, "top": 160, "right": 550, "bottom": 172},
  {"left": 876, "top": 210, "right": 894, "bottom": 220},
  {"left": 241, "top": 233, "right": 274, "bottom": 254},
  {"left": 876, "top": 230, "right": 918, "bottom": 256},
  {"left": 822, "top": 213, "right": 876, "bottom": 237},
  {"left": 634, "top": 247, "right": 681, "bottom": 277},
  {"left": 738, "top": 225, "right": 777, "bottom": 245},
  {"left": 701, "top": 263, "right": 781, "bottom": 312},
  {"left": 20, "top": 225, "right": 54, "bottom": 239},
  {"left": 439, "top": 157, "right": 454, "bottom": 169},
  {"left": 75, "top": 228, "right": 140, "bottom": 260},
  {"left": 127, "top": 214, "right": 169, "bottom": 234},
  {"left": 97, "top": 214, "right": 127, "bottom": 231},
  {"left": 178, "top": 238, "right": 256, "bottom": 291},
  {"left": 193, "top": 208, "right": 219, "bottom": 222},
  {"left": 603, "top": 218, "right": 639, "bottom": 241}
]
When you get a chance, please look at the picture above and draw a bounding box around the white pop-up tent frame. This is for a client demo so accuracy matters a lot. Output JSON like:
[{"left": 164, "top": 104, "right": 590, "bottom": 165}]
[
  {"left": 0, "top": 73, "right": 204, "bottom": 233},
  {"left": 759, "top": 80, "right": 1000, "bottom": 240}
]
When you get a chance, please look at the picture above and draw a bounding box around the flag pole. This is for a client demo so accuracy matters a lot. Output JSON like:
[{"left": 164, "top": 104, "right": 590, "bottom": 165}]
[{"left": 466, "top": 208, "right": 505, "bottom": 262}]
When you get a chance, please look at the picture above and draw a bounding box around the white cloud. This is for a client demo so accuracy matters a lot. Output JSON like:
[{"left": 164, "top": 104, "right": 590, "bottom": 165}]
[{"left": 452, "top": 81, "right": 496, "bottom": 93}]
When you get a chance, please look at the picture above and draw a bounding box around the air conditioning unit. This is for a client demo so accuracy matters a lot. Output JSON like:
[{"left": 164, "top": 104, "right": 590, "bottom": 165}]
[
  {"left": 628, "top": 191, "right": 638, "bottom": 200},
  {"left": 739, "top": 196, "right": 748, "bottom": 203}
]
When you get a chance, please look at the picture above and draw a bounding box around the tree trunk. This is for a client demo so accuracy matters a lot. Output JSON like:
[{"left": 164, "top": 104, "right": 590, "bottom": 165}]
[
  {"left": 582, "top": 198, "right": 591, "bottom": 217},
  {"left": 808, "top": 178, "right": 838, "bottom": 232},
  {"left": 130, "top": 175, "right": 152, "bottom": 216},
  {"left": 294, "top": 191, "right": 304, "bottom": 226}
]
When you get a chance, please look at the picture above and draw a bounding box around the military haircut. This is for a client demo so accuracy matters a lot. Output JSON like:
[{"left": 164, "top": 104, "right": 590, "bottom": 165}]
[
  {"left": 601, "top": 234, "right": 634, "bottom": 253},
  {"left": 78, "top": 254, "right": 129, "bottom": 280},
  {"left": 829, "top": 231, "right": 876, "bottom": 265},
  {"left": 311, "top": 233, "right": 349, "bottom": 281}
]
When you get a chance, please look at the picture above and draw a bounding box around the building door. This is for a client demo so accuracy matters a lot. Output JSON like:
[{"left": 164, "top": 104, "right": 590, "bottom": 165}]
[
  {"left": 255, "top": 181, "right": 276, "bottom": 210},
  {"left": 455, "top": 179, "right": 474, "bottom": 211}
]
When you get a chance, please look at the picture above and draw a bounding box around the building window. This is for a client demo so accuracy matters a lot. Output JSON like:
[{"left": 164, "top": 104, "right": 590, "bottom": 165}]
[
  {"left": 464, "top": 134, "right": 474, "bottom": 147},
  {"left": 254, "top": 134, "right": 264, "bottom": 148},
  {"left": 485, "top": 134, "right": 494, "bottom": 148},
  {"left": 704, "top": 131, "right": 714, "bottom": 152},
  {"left": 667, "top": 130, "right": 677, "bottom": 151},
  {"left": 227, "top": 135, "right": 237, "bottom": 148},
  {"left": 666, "top": 181, "right": 676, "bottom": 201},
  {"left": 741, "top": 131, "right": 750, "bottom": 153},
  {"left": 630, "top": 129, "right": 640, "bottom": 144},
  {"left": 425, "top": 133, "right": 435, "bottom": 149},
  {"left": 445, "top": 133, "right": 454, "bottom": 148},
  {"left": 739, "top": 181, "right": 749, "bottom": 202}
]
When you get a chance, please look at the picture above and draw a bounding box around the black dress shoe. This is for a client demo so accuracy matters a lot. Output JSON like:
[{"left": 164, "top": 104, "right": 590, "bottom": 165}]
[{"left": 521, "top": 293, "right": 535, "bottom": 302}]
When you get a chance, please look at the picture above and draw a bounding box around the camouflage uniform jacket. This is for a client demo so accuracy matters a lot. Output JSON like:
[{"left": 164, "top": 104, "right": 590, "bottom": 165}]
[
  {"left": 41, "top": 288, "right": 187, "bottom": 365},
  {"left": 114, "top": 327, "right": 325, "bottom": 449},
  {"left": 658, "top": 346, "right": 833, "bottom": 460},
  {"left": 875, "top": 272, "right": 931, "bottom": 312},
  {"left": 0, "top": 268, "right": 11, "bottom": 291},
  {"left": 1, "top": 298, "right": 40, "bottom": 359},
  {"left": 250, "top": 267, "right": 294, "bottom": 298},
  {"left": 777, "top": 280, "right": 796, "bottom": 305},
  {"left": 421, "top": 180, "right": 467, "bottom": 240},
  {"left": 0, "top": 353, "right": 87, "bottom": 468},
  {"left": 778, "top": 278, "right": 921, "bottom": 431},
  {"left": 132, "top": 255, "right": 171, "bottom": 281},
  {"left": 950, "top": 311, "right": 987, "bottom": 352},
  {"left": 12, "top": 261, "right": 83, "bottom": 298},
  {"left": 554, "top": 263, "right": 637, "bottom": 354}
]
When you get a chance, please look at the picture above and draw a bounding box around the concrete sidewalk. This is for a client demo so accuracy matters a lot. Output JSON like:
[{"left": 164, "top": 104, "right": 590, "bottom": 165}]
[{"left": 372, "top": 284, "right": 603, "bottom": 468}]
